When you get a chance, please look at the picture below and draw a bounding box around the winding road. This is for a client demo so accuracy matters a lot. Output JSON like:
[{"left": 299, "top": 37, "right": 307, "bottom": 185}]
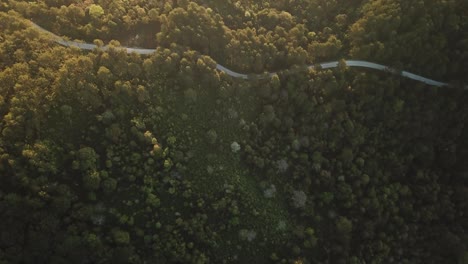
[{"left": 29, "top": 21, "right": 460, "bottom": 88}]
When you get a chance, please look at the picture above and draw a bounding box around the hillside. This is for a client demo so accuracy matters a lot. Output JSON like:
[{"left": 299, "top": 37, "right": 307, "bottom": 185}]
[{"left": 0, "top": 0, "right": 467, "bottom": 263}]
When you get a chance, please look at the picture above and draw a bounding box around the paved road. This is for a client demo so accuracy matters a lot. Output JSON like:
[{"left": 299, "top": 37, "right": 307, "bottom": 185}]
[{"left": 30, "top": 21, "right": 455, "bottom": 88}]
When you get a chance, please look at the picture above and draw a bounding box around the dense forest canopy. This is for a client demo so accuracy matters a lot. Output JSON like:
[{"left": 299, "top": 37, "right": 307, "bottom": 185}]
[{"left": 0, "top": 0, "right": 467, "bottom": 263}]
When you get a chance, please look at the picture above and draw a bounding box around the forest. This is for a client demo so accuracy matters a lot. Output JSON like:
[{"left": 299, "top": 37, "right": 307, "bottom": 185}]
[{"left": 0, "top": 0, "right": 468, "bottom": 263}]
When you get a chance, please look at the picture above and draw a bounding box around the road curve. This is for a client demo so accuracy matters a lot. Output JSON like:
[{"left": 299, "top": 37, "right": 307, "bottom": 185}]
[{"left": 29, "top": 21, "right": 457, "bottom": 88}]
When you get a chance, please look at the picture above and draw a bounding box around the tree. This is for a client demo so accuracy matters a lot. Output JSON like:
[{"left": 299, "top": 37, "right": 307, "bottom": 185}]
[
  {"left": 75, "top": 147, "right": 98, "bottom": 171},
  {"left": 102, "top": 178, "right": 117, "bottom": 194},
  {"left": 340, "top": 148, "right": 354, "bottom": 165},
  {"left": 88, "top": 4, "right": 104, "bottom": 19},
  {"left": 111, "top": 229, "right": 130, "bottom": 245},
  {"left": 83, "top": 170, "right": 101, "bottom": 191}
]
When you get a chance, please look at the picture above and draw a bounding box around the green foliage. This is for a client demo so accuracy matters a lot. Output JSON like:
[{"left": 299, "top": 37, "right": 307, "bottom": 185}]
[
  {"left": 206, "top": 129, "right": 218, "bottom": 144},
  {"left": 83, "top": 170, "right": 101, "bottom": 191},
  {"left": 340, "top": 148, "right": 354, "bottom": 164},
  {"left": 163, "top": 158, "right": 173, "bottom": 170},
  {"left": 184, "top": 88, "right": 198, "bottom": 102},
  {"left": 1, "top": 2, "right": 467, "bottom": 264},
  {"left": 145, "top": 193, "right": 160, "bottom": 208},
  {"left": 88, "top": 4, "right": 104, "bottom": 18},
  {"left": 151, "top": 143, "right": 163, "bottom": 158},
  {"left": 336, "top": 216, "right": 352, "bottom": 235},
  {"left": 102, "top": 178, "right": 117, "bottom": 194},
  {"left": 21, "top": 141, "right": 59, "bottom": 174},
  {"left": 76, "top": 147, "right": 98, "bottom": 171},
  {"left": 112, "top": 229, "right": 130, "bottom": 245}
]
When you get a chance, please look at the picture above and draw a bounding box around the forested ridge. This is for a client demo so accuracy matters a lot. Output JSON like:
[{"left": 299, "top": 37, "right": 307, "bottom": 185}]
[
  {"left": 27, "top": 20, "right": 455, "bottom": 86},
  {"left": 1, "top": 0, "right": 468, "bottom": 263}
]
